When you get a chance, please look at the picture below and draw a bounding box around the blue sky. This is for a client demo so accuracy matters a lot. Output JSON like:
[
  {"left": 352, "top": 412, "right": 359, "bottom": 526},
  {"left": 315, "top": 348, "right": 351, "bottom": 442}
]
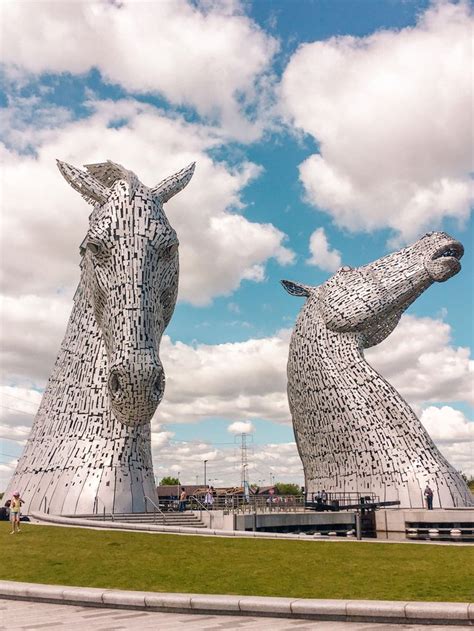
[{"left": 0, "top": 0, "right": 472, "bottom": 487}]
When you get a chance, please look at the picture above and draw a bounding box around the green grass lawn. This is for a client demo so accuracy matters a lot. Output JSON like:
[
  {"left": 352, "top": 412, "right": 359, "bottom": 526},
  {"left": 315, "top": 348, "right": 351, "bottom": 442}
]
[{"left": 1, "top": 522, "right": 473, "bottom": 602}]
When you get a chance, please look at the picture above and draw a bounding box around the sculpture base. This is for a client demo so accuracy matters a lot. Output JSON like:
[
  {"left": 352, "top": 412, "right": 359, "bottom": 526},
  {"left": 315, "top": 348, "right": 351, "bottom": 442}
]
[{"left": 3, "top": 464, "right": 157, "bottom": 515}]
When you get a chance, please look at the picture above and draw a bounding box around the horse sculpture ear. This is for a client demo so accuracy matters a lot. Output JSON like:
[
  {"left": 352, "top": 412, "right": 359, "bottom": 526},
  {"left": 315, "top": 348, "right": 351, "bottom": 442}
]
[
  {"left": 281, "top": 280, "right": 312, "bottom": 297},
  {"left": 152, "top": 162, "right": 196, "bottom": 203},
  {"left": 57, "top": 160, "right": 109, "bottom": 206}
]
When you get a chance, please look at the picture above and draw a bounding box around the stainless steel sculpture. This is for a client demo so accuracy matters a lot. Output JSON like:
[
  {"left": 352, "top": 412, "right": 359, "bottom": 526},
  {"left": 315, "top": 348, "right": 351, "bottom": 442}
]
[
  {"left": 4, "top": 159, "right": 195, "bottom": 514},
  {"left": 282, "top": 232, "right": 472, "bottom": 508}
]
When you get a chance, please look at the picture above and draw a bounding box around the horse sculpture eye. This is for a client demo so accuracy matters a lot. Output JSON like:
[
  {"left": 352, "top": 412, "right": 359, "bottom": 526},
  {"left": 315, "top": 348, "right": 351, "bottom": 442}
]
[
  {"left": 164, "top": 243, "right": 178, "bottom": 258},
  {"left": 87, "top": 242, "right": 101, "bottom": 255}
]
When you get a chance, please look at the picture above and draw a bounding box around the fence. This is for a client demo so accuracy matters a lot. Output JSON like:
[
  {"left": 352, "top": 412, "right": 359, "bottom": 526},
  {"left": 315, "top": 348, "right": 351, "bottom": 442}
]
[{"left": 158, "top": 493, "right": 306, "bottom": 514}]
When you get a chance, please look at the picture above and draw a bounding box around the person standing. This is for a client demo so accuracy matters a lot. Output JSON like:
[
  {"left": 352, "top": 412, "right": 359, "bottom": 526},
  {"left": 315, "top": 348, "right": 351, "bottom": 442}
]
[
  {"left": 9, "top": 491, "right": 24, "bottom": 534},
  {"left": 178, "top": 488, "right": 187, "bottom": 512},
  {"left": 424, "top": 484, "right": 434, "bottom": 510},
  {"left": 204, "top": 487, "right": 214, "bottom": 510}
]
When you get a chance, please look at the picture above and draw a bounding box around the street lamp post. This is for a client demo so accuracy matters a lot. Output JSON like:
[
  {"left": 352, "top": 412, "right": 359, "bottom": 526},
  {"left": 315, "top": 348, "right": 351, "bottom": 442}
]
[{"left": 204, "top": 460, "right": 208, "bottom": 488}]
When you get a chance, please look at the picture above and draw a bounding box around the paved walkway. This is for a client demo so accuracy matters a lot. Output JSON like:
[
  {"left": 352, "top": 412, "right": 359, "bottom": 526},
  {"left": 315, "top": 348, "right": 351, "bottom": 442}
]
[{"left": 0, "top": 599, "right": 464, "bottom": 630}]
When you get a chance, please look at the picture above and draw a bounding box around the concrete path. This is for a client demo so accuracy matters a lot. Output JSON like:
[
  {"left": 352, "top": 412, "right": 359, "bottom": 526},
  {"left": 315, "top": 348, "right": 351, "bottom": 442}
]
[
  {"left": 0, "top": 599, "right": 467, "bottom": 630},
  {"left": 0, "top": 581, "right": 472, "bottom": 627}
]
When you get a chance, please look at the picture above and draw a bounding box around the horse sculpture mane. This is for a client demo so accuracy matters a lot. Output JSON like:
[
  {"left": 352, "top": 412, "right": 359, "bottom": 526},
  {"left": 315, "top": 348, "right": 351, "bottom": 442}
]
[
  {"left": 5, "top": 159, "right": 195, "bottom": 515},
  {"left": 283, "top": 231, "right": 472, "bottom": 508}
]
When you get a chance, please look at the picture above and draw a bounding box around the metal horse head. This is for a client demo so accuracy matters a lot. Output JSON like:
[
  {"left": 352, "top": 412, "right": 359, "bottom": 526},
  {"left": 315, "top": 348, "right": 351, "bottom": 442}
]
[
  {"left": 282, "top": 231, "right": 463, "bottom": 347},
  {"left": 57, "top": 159, "right": 195, "bottom": 425}
]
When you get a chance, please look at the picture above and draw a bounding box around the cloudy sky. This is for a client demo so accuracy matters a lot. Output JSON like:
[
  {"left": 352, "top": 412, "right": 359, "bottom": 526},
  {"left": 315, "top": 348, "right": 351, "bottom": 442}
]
[{"left": 0, "top": 0, "right": 472, "bottom": 490}]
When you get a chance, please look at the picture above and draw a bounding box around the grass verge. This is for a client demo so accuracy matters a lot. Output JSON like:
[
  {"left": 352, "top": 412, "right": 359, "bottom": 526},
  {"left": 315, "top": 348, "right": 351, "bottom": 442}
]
[{"left": 1, "top": 523, "right": 473, "bottom": 602}]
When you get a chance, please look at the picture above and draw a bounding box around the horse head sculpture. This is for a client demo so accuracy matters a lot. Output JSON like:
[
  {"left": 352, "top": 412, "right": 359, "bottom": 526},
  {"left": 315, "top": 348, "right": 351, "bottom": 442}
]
[
  {"left": 283, "top": 231, "right": 464, "bottom": 348},
  {"left": 57, "top": 159, "right": 194, "bottom": 425},
  {"left": 282, "top": 231, "right": 471, "bottom": 508}
]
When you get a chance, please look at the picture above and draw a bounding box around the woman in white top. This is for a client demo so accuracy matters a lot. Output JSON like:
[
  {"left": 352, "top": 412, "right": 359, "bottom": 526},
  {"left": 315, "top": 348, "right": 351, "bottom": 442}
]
[{"left": 204, "top": 488, "right": 214, "bottom": 510}]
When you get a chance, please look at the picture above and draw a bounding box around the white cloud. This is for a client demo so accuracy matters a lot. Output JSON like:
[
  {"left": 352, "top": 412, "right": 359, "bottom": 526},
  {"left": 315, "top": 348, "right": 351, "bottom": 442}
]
[
  {"left": 0, "top": 386, "right": 42, "bottom": 442},
  {"left": 307, "top": 227, "right": 342, "bottom": 272},
  {"left": 2, "top": 312, "right": 472, "bottom": 424},
  {"left": 281, "top": 2, "right": 473, "bottom": 242},
  {"left": 0, "top": 0, "right": 278, "bottom": 141},
  {"left": 366, "top": 315, "right": 473, "bottom": 405},
  {"left": 156, "top": 330, "right": 292, "bottom": 425},
  {"left": 1, "top": 314, "right": 472, "bottom": 485},
  {"left": 421, "top": 406, "right": 473, "bottom": 443},
  {"left": 150, "top": 433, "right": 303, "bottom": 487},
  {"left": 228, "top": 421, "right": 255, "bottom": 434},
  {"left": 0, "top": 460, "right": 18, "bottom": 492},
  {"left": 0, "top": 296, "right": 72, "bottom": 385},
  {"left": 0, "top": 99, "right": 294, "bottom": 307},
  {"left": 420, "top": 406, "right": 474, "bottom": 477}
]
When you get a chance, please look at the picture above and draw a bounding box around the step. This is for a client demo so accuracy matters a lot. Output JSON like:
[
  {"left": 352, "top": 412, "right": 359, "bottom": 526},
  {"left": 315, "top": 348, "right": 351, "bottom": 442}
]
[{"left": 67, "top": 512, "right": 207, "bottom": 528}]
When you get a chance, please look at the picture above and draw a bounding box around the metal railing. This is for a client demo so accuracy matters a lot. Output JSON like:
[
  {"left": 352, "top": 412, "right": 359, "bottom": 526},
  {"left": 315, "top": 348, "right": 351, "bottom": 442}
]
[
  {"left": 179, "top": 493, "right": 305, "bottom": 514},
  {"left": 93, "top": 494, "right": 108, "bottom": 520},
  {"left": 188, "top": 495, "right": 213, "bottom": 527},
  {"left": 306, "top": 491, "right": 379, "bottom": 511},
  {"left": 144, "top": 495, "right": 167, "bottom": 524},
  {"left": 233, "top": 494, "right": 305, "bottom": 514}
]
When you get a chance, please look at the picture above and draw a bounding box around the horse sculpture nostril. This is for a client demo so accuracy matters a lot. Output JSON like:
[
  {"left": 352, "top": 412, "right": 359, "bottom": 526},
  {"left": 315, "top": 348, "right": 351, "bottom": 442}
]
[
  {"left": 154, "top": 371, "right": 165, "bottom": 400},
  {"left": 109, "top": 372, "right": 121, "bottom": 396}
]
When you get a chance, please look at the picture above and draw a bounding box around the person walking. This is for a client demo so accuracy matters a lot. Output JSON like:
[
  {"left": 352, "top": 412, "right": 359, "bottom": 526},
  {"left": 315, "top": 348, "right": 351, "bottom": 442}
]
[
  {"left": 424, "top": 484, "right": 434, "bottom": 510},
  {"left": 178, "top": 488, "right": 187, "bottom": 512},
  {"left": 9, "top": 492, "right": 24, "bottom": 534},
  {"left": 204, "top": 488, "right": 214, "bottom": 510}
]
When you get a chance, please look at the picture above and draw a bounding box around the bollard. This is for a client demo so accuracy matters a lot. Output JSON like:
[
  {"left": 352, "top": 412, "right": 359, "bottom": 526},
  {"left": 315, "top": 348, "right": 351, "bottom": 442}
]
[{"left": 355, "top": 512, "right": 362, "bottom": 540}]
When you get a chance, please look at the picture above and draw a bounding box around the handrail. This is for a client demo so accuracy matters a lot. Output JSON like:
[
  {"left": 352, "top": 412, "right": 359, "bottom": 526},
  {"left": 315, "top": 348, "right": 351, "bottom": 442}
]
[
  {"left": 189, "top": 494, "right": 213, "bottom": 528},
  {"left": 93, "top": 494, "right": 108, "bottom": 521},
  {"left": 144, "top": 495, "right": 166, "bottom": 524}
]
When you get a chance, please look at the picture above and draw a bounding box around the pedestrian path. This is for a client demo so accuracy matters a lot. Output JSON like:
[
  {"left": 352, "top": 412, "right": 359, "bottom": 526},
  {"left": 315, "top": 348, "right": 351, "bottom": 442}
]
[
  {"left": 1, "top": 581, "right": 472, "bottom": 627},
  {"left": 0, "top": 599, "right": 464, "bottom": 630}
]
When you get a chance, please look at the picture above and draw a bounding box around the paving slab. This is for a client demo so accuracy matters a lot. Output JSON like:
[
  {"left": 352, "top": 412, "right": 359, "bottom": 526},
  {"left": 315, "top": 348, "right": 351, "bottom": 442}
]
[{"left": 3, "top": 598, "right": 467, "bottom": 630}]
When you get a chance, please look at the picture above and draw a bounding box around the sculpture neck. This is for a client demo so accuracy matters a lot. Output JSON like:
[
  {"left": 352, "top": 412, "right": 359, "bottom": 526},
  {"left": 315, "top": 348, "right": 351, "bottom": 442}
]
[{"left": 292, "top": 309, "right": 364, "bottom": 377}]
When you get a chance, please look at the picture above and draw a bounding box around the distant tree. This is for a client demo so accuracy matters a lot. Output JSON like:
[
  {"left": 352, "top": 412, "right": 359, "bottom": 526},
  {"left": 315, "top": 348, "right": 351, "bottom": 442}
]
[
  {"left": 275, "top": 483, "right": 302, "bottom": 496},
  {"left": 159, "top": 476, "right": 179, "bottom": 486},
  {"left": 459, "top": 472, "right": 474, "bottom": 492}
]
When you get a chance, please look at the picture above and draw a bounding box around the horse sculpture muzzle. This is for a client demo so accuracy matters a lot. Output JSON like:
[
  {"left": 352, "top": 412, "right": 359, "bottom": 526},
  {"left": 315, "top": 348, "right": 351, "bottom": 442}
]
[
  {"left": 424, "top": 238, "right": 464, "bottom": 282},
  {"left": 108, "top": 353, "right": 165, "bottom": 425}
]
